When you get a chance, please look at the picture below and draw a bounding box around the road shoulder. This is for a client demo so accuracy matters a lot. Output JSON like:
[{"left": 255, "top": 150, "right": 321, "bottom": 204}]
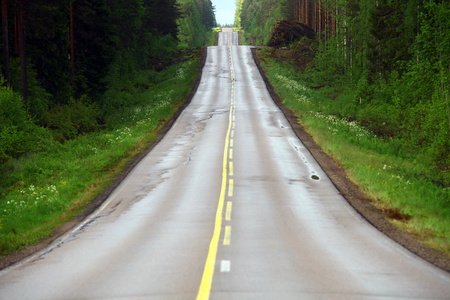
[{"left": 250, "top": 47, "right": 450, "bottom": 273}]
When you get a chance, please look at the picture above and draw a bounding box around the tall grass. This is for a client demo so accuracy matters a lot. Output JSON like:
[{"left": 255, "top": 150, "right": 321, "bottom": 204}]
[
  {"left": 258, "top": 49, "right": 450, "bottom": 254},
  {"left": 0, "top": 58, "right": 200, "bottom": 256}
]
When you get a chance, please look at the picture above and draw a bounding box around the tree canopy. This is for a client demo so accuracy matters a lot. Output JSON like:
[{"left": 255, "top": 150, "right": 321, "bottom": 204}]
[
  {"left": 238, "top": 0, "right": 450, "bottom": 177},
  {"left": 0, "top": 0, "right": 216, "bottom": 106}
]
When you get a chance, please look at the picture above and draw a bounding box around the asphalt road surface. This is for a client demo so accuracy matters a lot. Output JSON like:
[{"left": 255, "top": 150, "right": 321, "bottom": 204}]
[{"left": 0, "top": 29, "right": 449, "bottom": 300}]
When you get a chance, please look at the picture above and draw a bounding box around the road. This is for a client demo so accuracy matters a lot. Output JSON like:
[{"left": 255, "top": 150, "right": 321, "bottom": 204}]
[{"left": 0, "top": 29, "right": 449, "bottom": 300}]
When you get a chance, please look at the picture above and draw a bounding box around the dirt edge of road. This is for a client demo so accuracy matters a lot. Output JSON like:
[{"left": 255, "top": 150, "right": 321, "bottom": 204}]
[
  {"left": 251, "top": 47, "right": 450, "bottom": 273},
  {"left": 0, "top": 48, "right": 209, "bottom": 271}
]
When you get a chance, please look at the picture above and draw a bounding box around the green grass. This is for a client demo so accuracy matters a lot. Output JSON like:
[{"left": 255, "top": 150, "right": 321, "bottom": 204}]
[
  {"left": 0, "top": 58, "right": 200, "bottom": 256},
  {"left": 257, "top": 48, "right": 450, "bottom": 254}
]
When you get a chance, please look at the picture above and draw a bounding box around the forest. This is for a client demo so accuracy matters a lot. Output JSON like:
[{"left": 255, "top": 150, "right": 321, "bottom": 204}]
[
  {"left": 237, "top": 0, "right": 449, "bottom": 186},
  {"left": 0, "top": 0, "right": 215, "bottom": 255},
  {"left": 0, "top": 0, "right": 216, "bottom": 164}
]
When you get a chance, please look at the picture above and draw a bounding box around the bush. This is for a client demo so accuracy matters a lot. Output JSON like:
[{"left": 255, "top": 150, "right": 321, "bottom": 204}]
[
  {"left": 45, "top": 97, "right": 101, "bottom": 141},
  {"left": 0, "top": 86, "right": 51, "bottom": 163},
  {"left": 9, "top": 58, "right": 52, "bottom": 125}
]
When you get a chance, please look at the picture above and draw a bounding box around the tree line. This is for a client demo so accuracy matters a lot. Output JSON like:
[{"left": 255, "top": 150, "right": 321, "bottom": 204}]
[
  {"left": 0, "top": 0, "right": 215, "bottom": 163},
  {"left": 237, "top": 0, "right": 450, "bottom": 177},
  {"left": 0, "top": 0, "right": 215, "bottom": 118},
  {"left": 236, "top": 0, "right": 449, "bottom": 91},
  {"left": 178, "top": 0, "right": 216, "bottom": 47}
]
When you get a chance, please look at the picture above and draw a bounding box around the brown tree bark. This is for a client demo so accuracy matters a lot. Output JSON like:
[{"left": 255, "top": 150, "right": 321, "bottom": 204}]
[
  {"left": 319, "top": 0, "right": 322, "bottom": 41},
  {"left": 306, "top": 0, "right": 309, "bottom": 26},
  {"left": 70, "top": 2, "right": 74, "bottom": 86},
  {"left": 299, "top": 0, "right": 302, "bottom": 23},
  {"left": 14, "top": 11, "right": 18, "bottom": 53},
  {"left": 331, "top": 2, "right": 336, "bottom": 37},
  {"left": 18, "top": 0, "right": 27, "bottom": 102},
  {"left": 2, "top": 0, "right": 10, "bottom": 85}
]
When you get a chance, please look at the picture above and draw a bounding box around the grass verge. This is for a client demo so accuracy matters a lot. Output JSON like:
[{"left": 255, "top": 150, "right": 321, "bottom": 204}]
[
  {"left": 256, "top": 48, "right": 450, "bottom": 255},
  {"left": 0, "top": 54, "right": 203, "bottom": 257}
]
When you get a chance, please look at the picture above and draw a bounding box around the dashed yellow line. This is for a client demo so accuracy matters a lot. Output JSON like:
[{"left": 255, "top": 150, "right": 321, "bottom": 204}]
[
  {"left": 223, "top": 226, "right": 231, "bottom": 245},
  {"left": 196, "top": 31, "right": 236, "bottom": 300},
  {"left": 228, "top": 179, "right": 234, "bottom": 197},
  {"left": 196, "top": 109, "right": 232, "bottom": 300},
  {"left": 229, "top": 162, "right": 234, "bottom": 176},
  {"left": 225, "top": 201, "right": 232, "bottom": 221}
]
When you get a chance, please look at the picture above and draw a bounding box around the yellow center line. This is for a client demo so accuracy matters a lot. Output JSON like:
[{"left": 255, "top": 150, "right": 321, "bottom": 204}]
[
  {"left": 229, "top": 162, "right": 234, "bottom": 176},
  {"left": 225, "top": 201, "right": 232, "bottom": 221},
  {"left": 230, "top": 139, "right": 234, "bottom": 148},
  {"left": 228, "top": 179, "right": 234, "bottom": 197},
  {"left": 196, "top": 107, "right": 232, "bottom": 300},
  {"left": 229, "top": 148, "right": 233, "bottom": 160},
  {"left": 223, "top": 226, "right": 231, "bottom": 245},
  {"left": 196, "top": 32, "right": 235, "bottom": 300}
]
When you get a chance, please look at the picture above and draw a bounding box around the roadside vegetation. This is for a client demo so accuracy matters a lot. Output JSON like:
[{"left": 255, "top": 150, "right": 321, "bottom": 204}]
[
  {"left": 0, "top": 57, "right": 201, "bottom": 255},
  {"left": 0, "top": 1, "right": 215, "bottom": 257},
  {"left": 237, "top": 0, "right": 450, "bottom": 254},
  {"left": 257, "top": 50, "right": 449, "bottom": 253}
]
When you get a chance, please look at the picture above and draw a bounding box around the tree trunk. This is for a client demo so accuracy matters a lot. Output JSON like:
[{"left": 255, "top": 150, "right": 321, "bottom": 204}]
[
  {"left": 19, "top": 0, "right": 27, "bottom": 102},
  {"left": 319, "top": 0, "right": 322, "bottom": 41},
  {"left": 306, "top": 0, "right": 309, "bottom": 26},
  {"left": 2, "top": 0, "right": 10, "bottom": 85},
  {"left": 331, "top": 4, "right": 334, "bottom": 39},
  {"left": 70, "top": 1, "right": 74, "bottom": 86},
  {"left": 14, "top": 13, "right": 18, "bottom": 53}
]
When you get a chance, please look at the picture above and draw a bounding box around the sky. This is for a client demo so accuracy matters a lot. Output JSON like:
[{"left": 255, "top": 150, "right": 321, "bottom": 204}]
[{"left": 211, "top": 0, "right": 237, "bottom": 26}]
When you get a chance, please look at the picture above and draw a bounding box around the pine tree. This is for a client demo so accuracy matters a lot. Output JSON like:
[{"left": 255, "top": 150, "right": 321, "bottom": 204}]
[
  {"left": 72, "top": 0, "right": 117, "bottom": 98},
  {"left": 26, "top": 0, "right": 72, "bottom": 102}
]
